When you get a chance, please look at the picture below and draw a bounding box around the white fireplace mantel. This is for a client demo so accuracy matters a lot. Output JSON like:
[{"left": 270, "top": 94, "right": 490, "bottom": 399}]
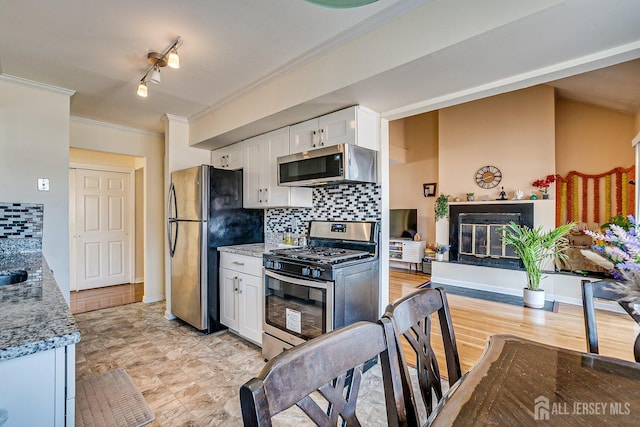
[{"left": 430, "top": 199, "right": 595, "bottom": 307}]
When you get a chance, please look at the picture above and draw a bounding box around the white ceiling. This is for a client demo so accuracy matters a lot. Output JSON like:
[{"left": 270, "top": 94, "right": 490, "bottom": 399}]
[
  {"left": 0, "top": 0, "right": 422, "bottom": 133},
  {"left": 1, "top": 0, "right": 639, "bottom": 137}
]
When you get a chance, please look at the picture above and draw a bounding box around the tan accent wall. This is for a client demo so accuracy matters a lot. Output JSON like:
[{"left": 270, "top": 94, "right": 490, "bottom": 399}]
[
  {"left": 438, "top": 85, "right": 556, "bottom": 202},
  {"left": 555, "top": 98, "right": 635, "bottom": 176},
  {"left": 389, "top": 111, "right": 439, "bottom": 242}
]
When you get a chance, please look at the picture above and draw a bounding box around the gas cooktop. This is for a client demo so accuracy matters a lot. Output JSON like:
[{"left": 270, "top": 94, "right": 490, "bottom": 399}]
[{"left": 270, "top": 246, "right": 372, "bottom": 263}]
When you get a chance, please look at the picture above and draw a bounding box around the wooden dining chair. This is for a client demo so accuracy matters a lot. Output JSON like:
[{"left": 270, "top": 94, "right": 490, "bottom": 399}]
[
  {"left": 239, "top": 320, "right": 409, "bottom": 427},
  {"left": 383, "top": 287, "right": 462, "bottom": 426},
  {"left": 581, "top": 279, "right": 640, "bottom": 362}
]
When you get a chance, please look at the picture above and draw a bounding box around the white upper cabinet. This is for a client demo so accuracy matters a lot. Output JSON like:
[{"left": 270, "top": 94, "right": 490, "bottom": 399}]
[
  {"left": 211, "top": 141, "right": 244, "bottom": 170},
  {"left": 289, "top": 106, "right": 379, "bottom": 154},
  {"left": 243, "top": 127, "right": 312, "bottom": 208}
]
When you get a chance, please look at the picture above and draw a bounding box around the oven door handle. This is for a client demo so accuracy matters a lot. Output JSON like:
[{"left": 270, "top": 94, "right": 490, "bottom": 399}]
[{"left": 264, "top": 270, "right": 332, "bottom": 289}]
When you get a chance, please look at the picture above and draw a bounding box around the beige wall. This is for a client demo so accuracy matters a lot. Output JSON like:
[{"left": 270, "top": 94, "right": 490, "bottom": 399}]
[
  {"left": 135, "top": 168, "right": 144, "bottom": 282},
  {"left": 70, "top": 119, "right": 165, "bottom": 303},
  {"left": 389, "top": 111, "right": 439, "bottom": 242},
  {"left": 69, "top": 147, "right": 138, "bottom": 169},
  {"left": 439, "top": 85, "right": 556, "bottom": 201},
  {"left": 0, "top": 77, "right": 72, "bottom": 300},
  {"left": 555, "top": 98, "right": 635, "bottom": 176}
]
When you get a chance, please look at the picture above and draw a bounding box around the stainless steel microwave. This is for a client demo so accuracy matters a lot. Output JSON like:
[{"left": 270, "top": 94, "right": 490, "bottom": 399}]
[{"left": 277, "top": 143, "right": 377, "bottom": 187}]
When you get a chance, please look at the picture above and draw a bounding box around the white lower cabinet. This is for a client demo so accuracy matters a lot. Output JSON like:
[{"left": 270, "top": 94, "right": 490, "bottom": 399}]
[
  {"left": 0, "top": 344, "right": 74, "bottom": 426},
  {"left": 219, "top": 252, "right": 263, "bottom": 346}
]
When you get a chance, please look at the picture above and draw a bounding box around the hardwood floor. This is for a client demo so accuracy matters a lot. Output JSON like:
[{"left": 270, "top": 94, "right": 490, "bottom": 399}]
[
  {"left": 388, "top": 267, "right": 640, "bottom": 379},
  {"left": 70, "top": 282, "right": 144, "bottom": 314}
]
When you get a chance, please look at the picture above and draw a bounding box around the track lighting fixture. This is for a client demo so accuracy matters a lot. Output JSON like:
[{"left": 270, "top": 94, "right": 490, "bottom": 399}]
[{"left": 137, "top": 36, "right": 181, "bottom": 97}]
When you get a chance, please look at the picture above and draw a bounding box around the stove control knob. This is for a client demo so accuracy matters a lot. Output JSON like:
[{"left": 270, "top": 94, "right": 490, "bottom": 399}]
[
  {"left": 301, "top": 267, "right": 311, "bottom": 276},
  {"left": 273, "top": 261, "right": 282, "bottom": 270},
  {"left": 311, "top": 268, "right": 321, "bottom": 279},
  {"left": 265, "top": 260, "right": 274, "bottom": 269}
]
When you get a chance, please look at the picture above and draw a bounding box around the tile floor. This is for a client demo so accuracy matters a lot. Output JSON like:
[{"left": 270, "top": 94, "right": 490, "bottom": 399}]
[{"left": 75, "top": 302, "right": 389, "bottom": 426}]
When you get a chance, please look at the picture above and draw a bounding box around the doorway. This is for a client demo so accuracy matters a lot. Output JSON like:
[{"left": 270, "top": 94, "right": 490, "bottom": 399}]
[{"left": 69, "top": 148, "right": 145, "bottom": 313}]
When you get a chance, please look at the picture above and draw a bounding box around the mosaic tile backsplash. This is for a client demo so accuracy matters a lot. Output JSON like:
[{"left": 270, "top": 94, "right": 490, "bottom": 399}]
[
  {"left": 266, "top": 183, "right": 381, "bottom": 237},
  {"left": 0, "top": 202, "right": 43, "bottom": 253}
]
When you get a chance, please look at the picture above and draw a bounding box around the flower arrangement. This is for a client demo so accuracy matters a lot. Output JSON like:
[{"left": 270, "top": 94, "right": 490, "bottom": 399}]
[
  {"left": 581, "top": 215, "right": 640, "bottom": 304},
  {"left": 435, "top": 244, "right": 450, "bottom": 254},
  {"left": 532, "top": 174, "right": 557, "bottom": 194}
]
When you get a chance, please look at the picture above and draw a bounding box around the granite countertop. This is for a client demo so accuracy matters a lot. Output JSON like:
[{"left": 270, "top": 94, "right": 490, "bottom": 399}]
[
  {"left": 217, "top": 242, "right": 304, "bottom": 258},
  {"left": 217, "top": 243, "right": 270, "bottom": 258},
  {"left": 0, "top": 252, "right": 81, "bottom": 361}
]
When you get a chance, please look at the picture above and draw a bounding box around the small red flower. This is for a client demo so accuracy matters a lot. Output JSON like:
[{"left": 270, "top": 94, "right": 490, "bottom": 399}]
[{"left": 533, "top": 174, "right": 556, "bottom": 193}]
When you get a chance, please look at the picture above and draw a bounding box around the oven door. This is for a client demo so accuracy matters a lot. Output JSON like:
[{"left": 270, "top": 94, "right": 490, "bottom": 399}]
[{"left": 263, "top": 270, "right": 333, "bottom": 346}]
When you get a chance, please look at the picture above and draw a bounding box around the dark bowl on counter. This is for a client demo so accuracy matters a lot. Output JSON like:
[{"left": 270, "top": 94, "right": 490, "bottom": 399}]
[{"left": 0, "top": 270, "right": 28, "bottom": 286}]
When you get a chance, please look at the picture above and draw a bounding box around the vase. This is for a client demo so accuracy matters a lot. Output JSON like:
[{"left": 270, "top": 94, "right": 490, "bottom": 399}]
[
  {"left": 523, "top": 288, "right": 545, "bottom": 309},
  {"left": 436, "top": 253, "right": 444, "bottom": 261},
  {"left": 542, "top": 193, "right": 549, "bottom": 199}
]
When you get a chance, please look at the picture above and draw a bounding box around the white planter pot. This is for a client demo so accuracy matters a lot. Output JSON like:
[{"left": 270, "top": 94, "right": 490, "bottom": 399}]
[
  {"left": 523, "top": 288, "right": 545, "bottom": 309},
  {"left": 436, "top": 253, "right": 444, "bottom": 261}
]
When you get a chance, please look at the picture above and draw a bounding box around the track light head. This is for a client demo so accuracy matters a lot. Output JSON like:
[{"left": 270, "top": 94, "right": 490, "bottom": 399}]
[
  {"left": 149, "top": 66, "right": 161, "bottom": 84},
  {"left": 137, "top": 81, "right": 148, "bottom": 97},
  {"left": 168, "top": 48, "right": 180, "bottom": 69}
]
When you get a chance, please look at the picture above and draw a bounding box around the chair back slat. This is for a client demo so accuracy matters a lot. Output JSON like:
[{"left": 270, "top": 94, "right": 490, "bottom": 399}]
[
  {"left": 383, "top": 287, "right": 462, "bottom": 425},
  {"left": 240, "top": 321, "right": 409, "bottom": 427}
]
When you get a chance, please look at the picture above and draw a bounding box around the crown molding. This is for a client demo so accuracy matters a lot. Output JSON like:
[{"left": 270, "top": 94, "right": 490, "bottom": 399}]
[
  {"left": 71, "top": 116, "right": 163, "bottom": 137},
  {"left": 162, "top": 114, "right": 189, "bottom": 124},
  {"left": 0, "top": 73, "right": 75, "bottom": 96},
  {"left": 191, "top": 0, "right": 429, "bottom": 122}
]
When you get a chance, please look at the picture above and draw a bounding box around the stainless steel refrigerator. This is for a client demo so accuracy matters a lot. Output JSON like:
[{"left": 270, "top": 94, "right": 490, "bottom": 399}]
[{"left": 167, "top": 165, "right": 264, "bottom": 332}]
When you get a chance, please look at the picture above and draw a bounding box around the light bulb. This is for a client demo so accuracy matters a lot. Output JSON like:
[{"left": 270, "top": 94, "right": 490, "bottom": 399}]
[
  {"left": 137, "top": 81, "right": 148, "bottom": 97},
  {"left": 149, "top": 66, "right": 161, "bottom": 84},
  {"left": 168, "top": 49, "right": 180, "bottom": 69}
]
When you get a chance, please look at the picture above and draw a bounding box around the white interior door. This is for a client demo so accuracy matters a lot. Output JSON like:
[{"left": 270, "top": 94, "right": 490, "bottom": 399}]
[{"left": 75, "top": 169, "right": 131, "bottom": 290}]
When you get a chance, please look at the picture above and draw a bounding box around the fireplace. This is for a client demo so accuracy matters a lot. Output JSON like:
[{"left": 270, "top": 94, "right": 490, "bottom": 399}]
[{"left": 449, "top": 203, "right": 534, "bottom": 270}]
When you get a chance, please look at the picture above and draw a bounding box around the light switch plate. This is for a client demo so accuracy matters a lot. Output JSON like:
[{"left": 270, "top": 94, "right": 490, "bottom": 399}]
[{"left": 38, "top": 178, "right": 50, "bottom": 191}]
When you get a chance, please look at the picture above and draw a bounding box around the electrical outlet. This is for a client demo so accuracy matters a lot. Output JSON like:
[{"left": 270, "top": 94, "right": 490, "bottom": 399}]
[{"left": 37, "top": 178, "right": 50, "bottom": 191}]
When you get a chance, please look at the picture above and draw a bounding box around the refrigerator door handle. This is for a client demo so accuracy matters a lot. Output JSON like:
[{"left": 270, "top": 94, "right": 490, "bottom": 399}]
[
  {"left": 168, "top": 220, "right": 178, "bottom": 258},
  {"left": 167, "top": 182, "right": 178, "bottom": 257},
  {"left": 168, "top": 182, "right": 177, "bottom": 219}
]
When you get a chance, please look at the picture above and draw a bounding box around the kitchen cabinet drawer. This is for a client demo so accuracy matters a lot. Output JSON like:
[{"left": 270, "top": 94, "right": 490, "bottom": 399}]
[{"left": 220, "top": 252, "right": 262, "bottom": 275}]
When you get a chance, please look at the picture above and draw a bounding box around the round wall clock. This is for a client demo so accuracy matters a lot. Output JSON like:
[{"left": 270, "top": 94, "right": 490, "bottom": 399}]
[{"left": 475, "top": 165, "right": 502, "bottom": 189}]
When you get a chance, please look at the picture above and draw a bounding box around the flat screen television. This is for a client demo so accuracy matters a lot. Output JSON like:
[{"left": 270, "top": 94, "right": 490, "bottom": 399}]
[{"left": 389, "top": 209, "right": 418, "bottom": 239}]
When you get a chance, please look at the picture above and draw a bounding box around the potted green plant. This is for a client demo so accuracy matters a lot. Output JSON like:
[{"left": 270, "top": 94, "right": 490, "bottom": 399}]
[
  {"left": 501, "top": 221, "right": 574, "bottom": 308},
  {"left": 466, "top": 192, "right": 475, "bottom": 201},
  {"left": 434, "top": 194, "right": 449, "bottom": 221}
]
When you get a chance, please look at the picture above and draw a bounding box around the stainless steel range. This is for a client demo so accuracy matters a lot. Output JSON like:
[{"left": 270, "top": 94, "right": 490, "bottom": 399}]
[{"left": 262, "top": 220, "right": 379, "bottom": 360}]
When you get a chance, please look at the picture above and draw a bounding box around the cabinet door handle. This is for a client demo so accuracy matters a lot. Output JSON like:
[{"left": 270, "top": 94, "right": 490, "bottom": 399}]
[
  {"left": 234, "top": 276, "right": 239, "bottom": 291},
  {"left": 258, "top": 188, "right": 262, "bottom": 203},
  {"left": 238, "top": 277, "right": 243, "bottom": 294},
  {"left": 263, "top": 188, "right": 268, "bottom": 203},
  {"left": 319, "top": 128, "right": 325, "bottom": 146},
  {"left": 233, "top": 261, "right": 245, "bottom": 266},
  {"left": 312, "top": 130, "right": 317, "bottom": 148}
]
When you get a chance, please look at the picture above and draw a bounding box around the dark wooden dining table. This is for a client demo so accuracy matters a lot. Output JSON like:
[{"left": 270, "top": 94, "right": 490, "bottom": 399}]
[{"left": 429, "top": 334, "right": 640, "bottom": 426}]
